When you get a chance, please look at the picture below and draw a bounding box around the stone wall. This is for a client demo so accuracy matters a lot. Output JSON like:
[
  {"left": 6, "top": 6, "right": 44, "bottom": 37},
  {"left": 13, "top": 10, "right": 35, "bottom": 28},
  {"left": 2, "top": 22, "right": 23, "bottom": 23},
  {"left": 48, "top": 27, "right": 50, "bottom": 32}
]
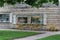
[
  {"left": 46, "top": 13, "right": 60, "bottom": 29},
  {"left": 0, "top": 7, "right": 60, "bottom": 29},
  {"left": 11, "top": 7, "right": 60, "bottom": 29},
  {"left": 0, "top": 23, "right": 13, "bottom": 29}
]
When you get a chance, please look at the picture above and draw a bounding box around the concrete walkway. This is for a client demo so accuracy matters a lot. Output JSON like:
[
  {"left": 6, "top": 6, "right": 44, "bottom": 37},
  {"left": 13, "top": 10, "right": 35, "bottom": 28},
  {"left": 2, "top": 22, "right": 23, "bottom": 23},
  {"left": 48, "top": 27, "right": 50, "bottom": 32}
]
[{"left": 14, "top": 31, "right": 60, "bottom": 40}]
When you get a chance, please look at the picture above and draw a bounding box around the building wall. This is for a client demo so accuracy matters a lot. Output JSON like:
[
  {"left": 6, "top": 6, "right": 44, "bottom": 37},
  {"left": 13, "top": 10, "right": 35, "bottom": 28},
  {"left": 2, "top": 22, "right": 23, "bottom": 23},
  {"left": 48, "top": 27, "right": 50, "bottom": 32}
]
[
  {"left": 0, "top": 23, "right": 13, "bottom": 29},
  {"left": 0, "top": 7, "right": 60, "bottom": 30},
  {"left": 11, "top": 7, "right": 60, "bottom": 30}
]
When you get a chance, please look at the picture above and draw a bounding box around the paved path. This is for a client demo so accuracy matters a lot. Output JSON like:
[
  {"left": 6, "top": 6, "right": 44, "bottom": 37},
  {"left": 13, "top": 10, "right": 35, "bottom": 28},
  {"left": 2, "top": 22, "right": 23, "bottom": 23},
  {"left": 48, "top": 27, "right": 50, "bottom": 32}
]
[{"left": 14, "top": 31, "right": 60, "bottom": 40}]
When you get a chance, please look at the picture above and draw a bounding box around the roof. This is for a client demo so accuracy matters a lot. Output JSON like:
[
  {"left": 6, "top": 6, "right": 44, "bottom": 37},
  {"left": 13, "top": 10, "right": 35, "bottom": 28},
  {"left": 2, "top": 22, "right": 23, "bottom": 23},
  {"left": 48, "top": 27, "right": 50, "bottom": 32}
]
[{"left": 11, "top": 3, "right": 31, "bottom": 9}]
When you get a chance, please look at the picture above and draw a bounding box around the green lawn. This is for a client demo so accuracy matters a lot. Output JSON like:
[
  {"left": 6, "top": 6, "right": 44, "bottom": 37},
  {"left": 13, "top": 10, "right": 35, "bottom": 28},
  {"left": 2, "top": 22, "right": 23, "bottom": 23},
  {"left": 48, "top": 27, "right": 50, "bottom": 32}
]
[
  {"left": 37, "top": 34, "right": 60, "bottom": 40},
  {"left": 0, "top": 30, "right": 40, "bottom": 40}
]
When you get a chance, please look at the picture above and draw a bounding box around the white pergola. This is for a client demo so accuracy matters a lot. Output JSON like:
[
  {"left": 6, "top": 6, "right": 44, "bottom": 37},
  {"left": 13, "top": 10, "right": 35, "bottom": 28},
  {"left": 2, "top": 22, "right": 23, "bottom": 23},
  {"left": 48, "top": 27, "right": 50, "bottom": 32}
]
[{"left": 59, "top": 0, "right": 60, "bottom": 6}]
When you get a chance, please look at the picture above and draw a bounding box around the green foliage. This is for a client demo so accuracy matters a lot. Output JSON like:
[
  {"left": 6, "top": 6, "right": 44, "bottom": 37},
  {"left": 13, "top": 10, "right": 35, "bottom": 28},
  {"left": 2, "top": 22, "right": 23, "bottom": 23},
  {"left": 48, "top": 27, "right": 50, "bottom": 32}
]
[
  {"left": 0, "top": 0, "right": 5, "bottom": 7},
  {"left": 53, "top": 0, "right": 59, "bottom": 5},
  {"left": 5, "top": 0, "right": 16, "bottom": 5},
  {"left": 0, "top": 0, "right": 59, "bottom": 7},
  {"left": 25, "top": 0, "right": 37, "bottom": 7},
  {"left": 16, "top": 0, "right": 24, "bottom": 3},
  {"left": 48, "top": 0, "right": 58, "bottom": 5}
]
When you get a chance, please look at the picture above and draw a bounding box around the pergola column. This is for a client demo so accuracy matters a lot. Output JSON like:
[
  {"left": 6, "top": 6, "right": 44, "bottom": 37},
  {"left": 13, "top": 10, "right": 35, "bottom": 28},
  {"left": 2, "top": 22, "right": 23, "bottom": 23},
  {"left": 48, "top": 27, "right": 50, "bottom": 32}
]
[
  {"left": 43, "top": 13, "right": 47, "bottom": 25},
  {"left": 59, "top": 0, "right": 60, "bottom": 6},
  {"left": 13, "top": 14, "right": 16, "bottom": 24},
  {"left": 28, "top": 16, "right": 31, "bottom": 24},
  {"left": 10, "top": 13, "right": 12, "bottom": 23}
]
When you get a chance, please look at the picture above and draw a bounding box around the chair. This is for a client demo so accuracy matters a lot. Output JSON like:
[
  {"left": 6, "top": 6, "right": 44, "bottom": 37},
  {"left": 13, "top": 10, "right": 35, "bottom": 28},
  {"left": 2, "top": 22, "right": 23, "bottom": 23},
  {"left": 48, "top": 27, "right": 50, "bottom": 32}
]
[
  {"left": 22, "top": 24, "right": 27, "bottom": 30},
  {"left": 28, "top": 24, "right": 32, "bottom": 30},
  {"left": 16, "top": 24, "right": 20, "bottom": 28},
  {"left": 46, "top": 24, "right": 59, "bottom": 31},
  {"left": 32, "top": 24, "right": 42, "bottom": 30}
]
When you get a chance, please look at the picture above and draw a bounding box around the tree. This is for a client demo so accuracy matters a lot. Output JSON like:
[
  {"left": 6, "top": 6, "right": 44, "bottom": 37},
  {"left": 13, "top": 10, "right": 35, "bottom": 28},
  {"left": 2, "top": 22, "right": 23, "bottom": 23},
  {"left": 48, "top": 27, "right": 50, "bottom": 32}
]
[{"left": 0, "top": 0, "right": 59, "bottom": 7}]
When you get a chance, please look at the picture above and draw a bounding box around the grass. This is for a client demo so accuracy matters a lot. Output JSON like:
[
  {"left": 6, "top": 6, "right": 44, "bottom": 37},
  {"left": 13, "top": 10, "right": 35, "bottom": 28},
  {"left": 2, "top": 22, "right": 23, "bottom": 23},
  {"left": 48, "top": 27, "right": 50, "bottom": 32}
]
[
  {"left": 0, "top": 30, "right": 40, "bottom": 40},
  {"left": 37, "top": 34, "right": 60, "bottom": 40}
]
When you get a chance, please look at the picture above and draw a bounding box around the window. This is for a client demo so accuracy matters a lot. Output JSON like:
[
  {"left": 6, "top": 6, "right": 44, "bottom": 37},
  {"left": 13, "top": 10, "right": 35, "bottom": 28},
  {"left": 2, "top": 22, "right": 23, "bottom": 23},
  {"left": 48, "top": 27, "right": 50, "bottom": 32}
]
[
  {"left": 31, "top": 16, "right": 43, "bottom": 24},
  {"left": 17, "top": 17, "right": 28, "bottom": 24},
  {"left": 0, "top": 14, "right": 9, "bottom": 22}
]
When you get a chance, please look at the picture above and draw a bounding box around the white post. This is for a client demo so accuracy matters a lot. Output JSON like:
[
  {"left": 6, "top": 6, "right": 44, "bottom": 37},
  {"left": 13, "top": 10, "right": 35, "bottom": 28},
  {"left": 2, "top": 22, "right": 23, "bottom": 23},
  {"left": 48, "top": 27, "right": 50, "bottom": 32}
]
[
  {"left": 59, "top": 0, "right": 60, "bottom": 6},
  {"left": 13, "top": 15, "right": 16, "bottom": 24},
  {"left": 43, "top": 13, "right": 47, "bottom": 25},
  {"left": 28, "top": 16, "right": 31, "bottom": 24},
  {"left": 10, "top": 13, "right": 12, "bottom": 23}
]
